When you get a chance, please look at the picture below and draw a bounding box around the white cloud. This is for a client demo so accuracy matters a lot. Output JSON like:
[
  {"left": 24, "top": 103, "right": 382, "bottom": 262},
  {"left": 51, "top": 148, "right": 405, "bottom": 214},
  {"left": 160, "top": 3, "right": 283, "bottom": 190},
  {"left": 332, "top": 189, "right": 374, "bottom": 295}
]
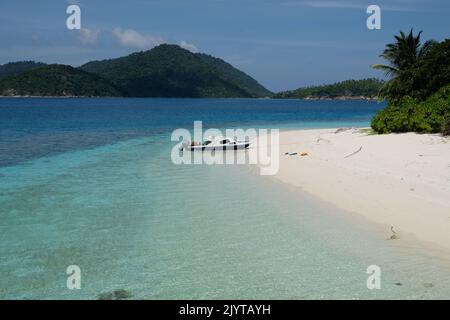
[
  {"left": 112, "top": 28, "right": 164, "bottom": 49},
  {"left": 79, "top": 28, "right": 100, "bottom": 45},
  {"left": 111, "top": 27, "right": 200, "bottom": 53},
  {"left": 179, "top": 41, "right": 199, "bottom": 53}
]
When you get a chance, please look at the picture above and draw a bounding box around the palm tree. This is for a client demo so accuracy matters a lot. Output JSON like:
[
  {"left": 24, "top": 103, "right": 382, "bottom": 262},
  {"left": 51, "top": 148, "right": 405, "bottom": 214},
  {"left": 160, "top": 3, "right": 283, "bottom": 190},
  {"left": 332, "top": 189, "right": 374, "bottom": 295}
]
[{"left": 372, "top": 29, "right": 436, "bottom": 78}]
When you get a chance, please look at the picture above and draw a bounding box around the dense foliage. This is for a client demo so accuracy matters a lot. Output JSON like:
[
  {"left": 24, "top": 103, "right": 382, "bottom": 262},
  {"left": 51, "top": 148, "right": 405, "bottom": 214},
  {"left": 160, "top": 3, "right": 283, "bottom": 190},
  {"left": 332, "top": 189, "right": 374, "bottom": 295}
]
[
  {"left": 371, "top": 31, "right": 450, "bottom": 135},
  {"left": 372, "top": 30, "right": 436, "bottom": 79},
  {"left": 379, "top": 40, "right": 450, "bottom": 103},
  {"left": 80, "top": 44, "right": 272, "bottom": 98},
  {"left": 371, "top": 85, "right": 450, "bottom": 133},
  {"left": 274, "top": 78, "right": 383, "bottom": 99},
  {"left": 0, "top": 45, "right": 272, "bottom": 98},
  {"left": 0, "top": 61, "right": 47, "bottom": 80},
  {"left": 0, "top": 64, "right": 122, "bottom": 97}
]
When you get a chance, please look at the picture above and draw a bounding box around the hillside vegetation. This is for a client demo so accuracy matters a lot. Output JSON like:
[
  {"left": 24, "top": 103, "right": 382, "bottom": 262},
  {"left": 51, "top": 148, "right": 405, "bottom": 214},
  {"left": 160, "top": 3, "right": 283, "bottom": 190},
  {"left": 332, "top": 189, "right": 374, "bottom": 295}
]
[
  {"left": 80, "top": 44, "right": 272, "bottom": 98},
  {"left": 274, "top": 78, "right": 383, "bottom": 99},
  {"left": 0, "top": 64, "right": 122, "bottom": 97},
  {"left": 0, "top": 61, "right": 47, "bottom": 80},
  {"left": 0, "top": 45, "right": 272, "bottom": 98}
]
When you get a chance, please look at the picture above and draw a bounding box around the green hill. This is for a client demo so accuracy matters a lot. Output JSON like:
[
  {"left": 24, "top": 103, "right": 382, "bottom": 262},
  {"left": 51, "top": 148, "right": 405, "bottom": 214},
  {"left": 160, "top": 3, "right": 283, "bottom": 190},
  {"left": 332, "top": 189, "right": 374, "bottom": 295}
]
[
  {"left": 80, "top": 44, "right": 272, "bottom": 98},
  {"left": 0, "top": 61, "right": 47, "bottom": 80},
  {"left": 0, "top": 64, "right": 122, "bottom": 97},
  {"left": 274, "top": 78, "right": 384, "bottom": 99}
]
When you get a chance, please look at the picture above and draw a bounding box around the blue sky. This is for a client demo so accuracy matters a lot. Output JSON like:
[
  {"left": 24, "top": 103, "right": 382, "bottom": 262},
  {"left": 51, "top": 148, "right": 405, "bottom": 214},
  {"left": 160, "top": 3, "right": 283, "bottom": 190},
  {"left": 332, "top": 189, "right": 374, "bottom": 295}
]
[{"left": 1, "top": 0, "right": 449, "bottom": 91}]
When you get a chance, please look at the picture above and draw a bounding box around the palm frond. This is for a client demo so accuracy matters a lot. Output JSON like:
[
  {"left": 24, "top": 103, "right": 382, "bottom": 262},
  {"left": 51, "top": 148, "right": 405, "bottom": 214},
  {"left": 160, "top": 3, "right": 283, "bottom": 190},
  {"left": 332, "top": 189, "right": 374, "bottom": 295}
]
[
  {"left": 373, "top": 29, "right": 430, "bottom": 79},
  {"left": 419, "top": 39, "right": 438, "bottom": 57},
  {"left": 371, "top": 64, "right": 398, "bottom": 77}
]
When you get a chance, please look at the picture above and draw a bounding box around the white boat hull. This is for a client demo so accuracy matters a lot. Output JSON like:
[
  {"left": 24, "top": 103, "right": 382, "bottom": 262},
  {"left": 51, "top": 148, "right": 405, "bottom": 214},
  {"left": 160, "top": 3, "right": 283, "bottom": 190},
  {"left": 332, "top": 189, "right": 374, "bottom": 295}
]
[{"left": 186, "top": 142, "right": 250, "bottom": 151}]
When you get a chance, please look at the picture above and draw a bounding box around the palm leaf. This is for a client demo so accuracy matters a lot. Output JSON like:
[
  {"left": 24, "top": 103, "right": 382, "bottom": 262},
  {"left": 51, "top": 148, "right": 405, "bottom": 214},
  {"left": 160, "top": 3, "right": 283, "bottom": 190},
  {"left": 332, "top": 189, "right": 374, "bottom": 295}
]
[{"left": 371, "top": 64, "right": 398, "bottom": 77}]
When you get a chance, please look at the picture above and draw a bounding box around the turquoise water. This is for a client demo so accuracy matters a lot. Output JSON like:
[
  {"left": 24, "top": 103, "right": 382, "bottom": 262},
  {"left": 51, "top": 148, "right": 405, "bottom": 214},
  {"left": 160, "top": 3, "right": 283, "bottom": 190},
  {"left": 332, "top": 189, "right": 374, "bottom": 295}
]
[{"left": 1, "top": 98, "right": 450, "bottom": 299}]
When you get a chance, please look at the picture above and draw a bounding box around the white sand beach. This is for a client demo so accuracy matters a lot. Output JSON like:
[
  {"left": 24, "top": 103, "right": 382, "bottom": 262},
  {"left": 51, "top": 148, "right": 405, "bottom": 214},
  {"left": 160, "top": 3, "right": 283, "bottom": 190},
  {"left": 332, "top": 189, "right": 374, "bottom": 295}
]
[{"left": 259, "top": 128, "right": 450, "bottom": 250}]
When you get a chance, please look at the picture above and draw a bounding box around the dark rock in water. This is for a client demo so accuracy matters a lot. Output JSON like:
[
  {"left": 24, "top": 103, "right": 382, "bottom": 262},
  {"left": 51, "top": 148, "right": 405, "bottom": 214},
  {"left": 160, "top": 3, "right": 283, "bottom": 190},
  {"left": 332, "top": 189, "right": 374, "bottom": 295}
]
[
  {"left": 113, "top": 289, "right": 133, "bottom": 299},
  {"left": 97, "top": 292, "right": 114, "bottom": 300},
  {"left": 394, "top": 282, "right": 403, "bottom": 286},
  {"left": 96, "top": 289, "right": 132, "bottom": 300}
]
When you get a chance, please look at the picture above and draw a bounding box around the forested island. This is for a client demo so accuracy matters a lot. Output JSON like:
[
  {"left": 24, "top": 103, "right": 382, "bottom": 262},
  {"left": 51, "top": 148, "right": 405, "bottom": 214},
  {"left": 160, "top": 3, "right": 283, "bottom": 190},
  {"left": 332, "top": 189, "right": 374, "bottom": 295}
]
[
  {"left": 0, "top": 61, "right": 47, "bottom": 80},
  {"left": 0, "top": 45, "right": 272, "bottom": 98},
  {"left": 0, "top": 64, "right": 122, "bottom": 97},
  {"left": 273, "top": 78, "right": 384, "bottom": 100},
  {"left": 0, "top": 45, "right": 384, "bottom": 100}
]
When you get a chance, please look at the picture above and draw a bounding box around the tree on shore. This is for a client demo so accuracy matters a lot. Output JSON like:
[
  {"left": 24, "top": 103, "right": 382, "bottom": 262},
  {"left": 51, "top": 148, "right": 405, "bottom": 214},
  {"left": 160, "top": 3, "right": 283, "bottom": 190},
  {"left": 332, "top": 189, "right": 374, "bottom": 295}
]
[
  {"left": 372, "top": 29, "right": 436, "bottom": 78},
  {"left": 371, "top": 30, "right": 450, "bottom": 135}
]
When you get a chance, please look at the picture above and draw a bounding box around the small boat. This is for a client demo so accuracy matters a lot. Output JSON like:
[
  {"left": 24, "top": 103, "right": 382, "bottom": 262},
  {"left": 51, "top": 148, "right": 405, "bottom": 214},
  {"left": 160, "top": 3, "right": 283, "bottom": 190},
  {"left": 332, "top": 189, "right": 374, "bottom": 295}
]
[{"left": 183, "top": 136, "right": 250, "bottom": 151}]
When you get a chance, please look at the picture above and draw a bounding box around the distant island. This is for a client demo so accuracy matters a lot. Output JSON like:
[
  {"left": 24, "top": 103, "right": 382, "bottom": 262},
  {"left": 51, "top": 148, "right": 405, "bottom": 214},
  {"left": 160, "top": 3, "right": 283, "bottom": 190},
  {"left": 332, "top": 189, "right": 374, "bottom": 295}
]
[
  {"left": 0, "top": 61, "right": 47, "bottom": 80},
  {"left": 0, "top": 64, "right": 122, "bottom": 97},
  {"left": 274, "top": 78, "right": 384, "bottom": 100},
  {"left": 80, "top": 44, "right": 272, "bottom": 98},
  {"left": 0, "top": 45, "right": 383, "bottom": 100},
  {"left": 0, "top": 45, "right": 272, "bottom": 98}
]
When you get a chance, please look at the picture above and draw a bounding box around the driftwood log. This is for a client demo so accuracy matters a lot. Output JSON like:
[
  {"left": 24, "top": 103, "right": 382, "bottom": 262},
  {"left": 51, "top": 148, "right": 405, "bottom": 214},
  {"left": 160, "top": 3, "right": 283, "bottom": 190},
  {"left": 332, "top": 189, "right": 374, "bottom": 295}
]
[{"left": 344, "top": 146, "right": 362, "bottom": 158}]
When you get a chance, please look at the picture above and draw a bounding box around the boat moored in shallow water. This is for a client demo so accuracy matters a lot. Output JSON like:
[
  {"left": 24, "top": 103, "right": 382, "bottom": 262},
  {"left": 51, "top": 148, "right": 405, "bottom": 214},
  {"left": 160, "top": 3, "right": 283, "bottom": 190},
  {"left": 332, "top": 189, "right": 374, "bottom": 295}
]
[{"left": 183, "top": 136, "right": 250, "bottom": 151}]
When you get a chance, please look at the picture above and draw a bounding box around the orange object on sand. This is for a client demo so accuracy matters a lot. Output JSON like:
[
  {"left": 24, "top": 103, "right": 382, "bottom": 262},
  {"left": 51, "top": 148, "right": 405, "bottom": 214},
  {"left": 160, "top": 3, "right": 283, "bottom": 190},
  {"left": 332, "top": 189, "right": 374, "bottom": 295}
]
[{"left": 300, "top": 152, "right": 308, "bottom": 156}]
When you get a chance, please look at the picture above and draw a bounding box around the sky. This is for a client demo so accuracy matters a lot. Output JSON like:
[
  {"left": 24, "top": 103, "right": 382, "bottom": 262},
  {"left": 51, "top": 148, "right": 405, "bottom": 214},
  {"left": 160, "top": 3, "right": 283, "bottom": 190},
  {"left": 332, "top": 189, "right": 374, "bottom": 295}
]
[{"left": 0, "top": 0, "right": 449, "bottom": 92}]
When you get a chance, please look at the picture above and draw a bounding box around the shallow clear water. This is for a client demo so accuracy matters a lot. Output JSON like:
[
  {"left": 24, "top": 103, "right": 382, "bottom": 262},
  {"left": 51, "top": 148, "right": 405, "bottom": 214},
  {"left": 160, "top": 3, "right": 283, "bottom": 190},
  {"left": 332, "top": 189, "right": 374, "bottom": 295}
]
[{"left": 1, "top": 98, "right": 450, "bottom": 299}]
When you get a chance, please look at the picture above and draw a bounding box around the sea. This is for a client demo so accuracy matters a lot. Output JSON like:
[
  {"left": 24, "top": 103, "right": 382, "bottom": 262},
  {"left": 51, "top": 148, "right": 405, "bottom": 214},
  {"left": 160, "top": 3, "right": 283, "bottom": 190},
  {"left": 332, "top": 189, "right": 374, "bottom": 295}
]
[{"left": 1, "top": 98, "right": 450, "bottom": 299}]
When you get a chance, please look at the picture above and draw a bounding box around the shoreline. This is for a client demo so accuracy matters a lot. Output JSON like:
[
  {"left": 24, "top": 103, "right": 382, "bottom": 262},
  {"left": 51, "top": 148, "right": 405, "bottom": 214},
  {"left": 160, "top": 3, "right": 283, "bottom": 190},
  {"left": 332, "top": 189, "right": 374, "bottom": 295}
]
[
  {"left": 256, "top": 128, "right": 450, "bottom": 251},
  {"left": 0, "top": 95, "right": 380, "bottom": 101},
  {"left": 273, "top": 96, "right": 379, "bottom": 101}
]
